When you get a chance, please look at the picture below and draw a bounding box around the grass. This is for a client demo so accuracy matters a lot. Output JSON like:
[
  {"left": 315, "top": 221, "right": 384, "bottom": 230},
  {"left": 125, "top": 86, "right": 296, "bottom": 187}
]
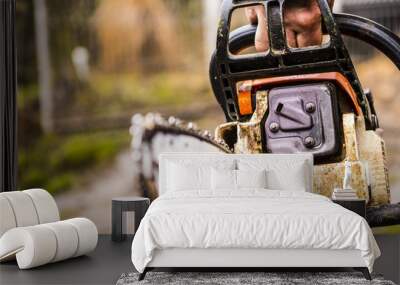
[
  {"left": 17, "top": 84, "right": 39, "bottom": 110},
  {"left": 16, "top": 70, "right": 213, "bottom": 195},
  {"left": 18, "top": 130, "right": 130, "bottom": 195},
  {"left": 75, "top": 71, "right": 212, "bottom": 116},
  {"left": 372, "top": 224, "right": 400, "bottom": 235}
]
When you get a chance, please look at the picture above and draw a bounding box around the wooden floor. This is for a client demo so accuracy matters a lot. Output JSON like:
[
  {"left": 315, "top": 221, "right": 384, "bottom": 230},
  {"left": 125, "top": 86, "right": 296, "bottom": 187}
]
[{"left": 0, "top": 235, "right": 134, "bottom": 285}]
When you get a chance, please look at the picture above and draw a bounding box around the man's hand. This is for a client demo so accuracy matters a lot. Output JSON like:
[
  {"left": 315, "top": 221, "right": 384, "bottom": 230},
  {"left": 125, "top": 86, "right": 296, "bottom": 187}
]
[{"left": 245, "top": 0, "right": 334, "bottom": 51}]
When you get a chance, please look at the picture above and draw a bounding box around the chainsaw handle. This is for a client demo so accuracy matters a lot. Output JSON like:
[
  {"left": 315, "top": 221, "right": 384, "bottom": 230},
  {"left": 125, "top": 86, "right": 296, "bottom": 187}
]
[
  {"left": 335, "top": 13, "right": 400, "bottom": 69},
  {"left": 210, "top": 0, "right": 400, "bottom": 127},
  {"left": 229, "top": 14, "right": 400, "bottom": 69}
]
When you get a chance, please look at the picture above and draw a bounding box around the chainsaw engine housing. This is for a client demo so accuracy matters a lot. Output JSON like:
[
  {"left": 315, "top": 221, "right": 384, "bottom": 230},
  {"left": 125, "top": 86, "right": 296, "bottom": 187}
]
[
  {"left": 129, "top": 0, "right": 400, "bottom": 226},
  {"left": 210, "top": 0, "right": 400, "bottom": 206},
  {"left": 264, "top": 83, "right": 342, "bottom": 162}
]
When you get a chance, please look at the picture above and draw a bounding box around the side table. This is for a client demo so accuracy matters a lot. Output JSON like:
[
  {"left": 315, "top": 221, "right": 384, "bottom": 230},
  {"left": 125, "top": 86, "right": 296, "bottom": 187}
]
[
  {"left": 332, "top": 199, "right": 366, "bottom": 218},
  {"left": 112, "top": 197, "right": 150, "bottom": 242}
]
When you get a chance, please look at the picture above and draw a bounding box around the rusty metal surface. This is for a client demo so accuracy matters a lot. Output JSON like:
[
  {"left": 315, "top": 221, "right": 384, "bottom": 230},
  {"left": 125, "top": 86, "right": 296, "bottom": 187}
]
[
  {"left": 235, "top": 122, "right": 263, "bottom": 154},
  {"left": 216, "top": 107, "right": 390, "bottom": 205},
  {"left": 355, "top": 115, "right": 391, "bottom": 205},
  {"left": 313, "top": 113, "right": 390, "bottom": 205},
  {"left": 343, "top": 113, "right": 359, "bottom": 161},
  {"left": 216, "top": 91, "right": 269, "bottom": 154},
  {"left": 314, "top": 160, "right": 368, "bottom": 200}
]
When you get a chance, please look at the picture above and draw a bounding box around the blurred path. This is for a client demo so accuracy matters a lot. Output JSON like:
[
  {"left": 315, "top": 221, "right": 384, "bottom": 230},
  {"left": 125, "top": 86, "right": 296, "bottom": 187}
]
[
  {"left": 53, "top": 113, "right": 224, "bottom": 234},
  {"left": 55, "top": 149, "right": 139, "bottom": 234}
]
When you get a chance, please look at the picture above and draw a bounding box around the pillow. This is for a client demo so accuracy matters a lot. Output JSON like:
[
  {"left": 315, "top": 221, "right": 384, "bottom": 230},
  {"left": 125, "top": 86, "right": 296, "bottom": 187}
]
[
  {"left": 236, "top": 169, "right": 267, "bottom": 189},
  {"left": 266, "top": 161, "right": 308, "bottom": 191},
  {"left": 165, "top": 158, "right": 236, "bottom": 192},
  {"left": 211, "top": 168, "right": 236, "bottom": 190},
  {"left": 211, "top": 169, "right": 268, "bottom": 190},
  {"left": 167, "top": 162, "right": 211, "bottom": 191},
  {"left": 237, "top": 158, "right": 311, "bottom": 192}
]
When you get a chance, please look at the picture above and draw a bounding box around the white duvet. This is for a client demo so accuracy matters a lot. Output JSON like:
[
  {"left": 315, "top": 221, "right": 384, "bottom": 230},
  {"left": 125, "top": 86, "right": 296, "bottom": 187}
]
[{"left": 131, "top": 190, "right": 380, "bottom": 273}]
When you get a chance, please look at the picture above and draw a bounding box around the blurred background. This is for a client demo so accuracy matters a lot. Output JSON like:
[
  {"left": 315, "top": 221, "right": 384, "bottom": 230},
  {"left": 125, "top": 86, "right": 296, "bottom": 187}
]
[{"left": 16, "top": 0, "right": 400, "bottom": 233}]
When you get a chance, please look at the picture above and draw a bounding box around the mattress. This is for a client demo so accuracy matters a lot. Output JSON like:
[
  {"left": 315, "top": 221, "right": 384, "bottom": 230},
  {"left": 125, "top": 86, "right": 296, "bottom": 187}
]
[{"left": 131, "top": 190, "right": 380, "bottom": 273}]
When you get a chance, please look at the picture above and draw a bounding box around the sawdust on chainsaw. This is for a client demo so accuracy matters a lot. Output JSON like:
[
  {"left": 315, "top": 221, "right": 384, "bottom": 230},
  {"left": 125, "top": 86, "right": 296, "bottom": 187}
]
[{"left": 356, "top": 54, "right": 400, "bottom": 203}]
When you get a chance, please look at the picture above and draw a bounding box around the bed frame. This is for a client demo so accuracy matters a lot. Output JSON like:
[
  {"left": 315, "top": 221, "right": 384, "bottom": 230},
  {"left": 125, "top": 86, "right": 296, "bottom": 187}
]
[{"left": 139, "top": 248, "right": 371, "bottom": 280}]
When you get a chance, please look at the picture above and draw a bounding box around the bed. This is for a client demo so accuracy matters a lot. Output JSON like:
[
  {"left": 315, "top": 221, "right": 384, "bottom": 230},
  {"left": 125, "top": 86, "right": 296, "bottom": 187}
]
[{"left": 131, "top": 153, "right": 380, "bottom": 281}]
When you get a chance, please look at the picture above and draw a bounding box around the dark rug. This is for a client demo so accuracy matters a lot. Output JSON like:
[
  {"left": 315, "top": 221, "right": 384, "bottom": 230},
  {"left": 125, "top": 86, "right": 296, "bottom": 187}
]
[{"left": 116, "top": 272, "right": 395, "bottom": 285}]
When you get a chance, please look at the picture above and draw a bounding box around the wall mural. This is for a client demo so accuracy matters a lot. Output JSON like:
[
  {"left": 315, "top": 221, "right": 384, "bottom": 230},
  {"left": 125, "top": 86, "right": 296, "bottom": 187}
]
[{"left": 130, "top": 0, "right": 400, "bottom": 229}]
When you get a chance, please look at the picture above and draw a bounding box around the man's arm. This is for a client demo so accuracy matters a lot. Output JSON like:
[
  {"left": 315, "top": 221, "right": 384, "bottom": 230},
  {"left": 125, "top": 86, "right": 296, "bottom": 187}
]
[{"left": 245, "top": 0, "right": 335, "bottom": 51}]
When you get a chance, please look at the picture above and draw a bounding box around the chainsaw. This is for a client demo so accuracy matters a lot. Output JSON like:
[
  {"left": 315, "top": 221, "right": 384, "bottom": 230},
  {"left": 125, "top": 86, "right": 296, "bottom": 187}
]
[{"left": 130, "top": 0, "right": 400, "bottom": 228}]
